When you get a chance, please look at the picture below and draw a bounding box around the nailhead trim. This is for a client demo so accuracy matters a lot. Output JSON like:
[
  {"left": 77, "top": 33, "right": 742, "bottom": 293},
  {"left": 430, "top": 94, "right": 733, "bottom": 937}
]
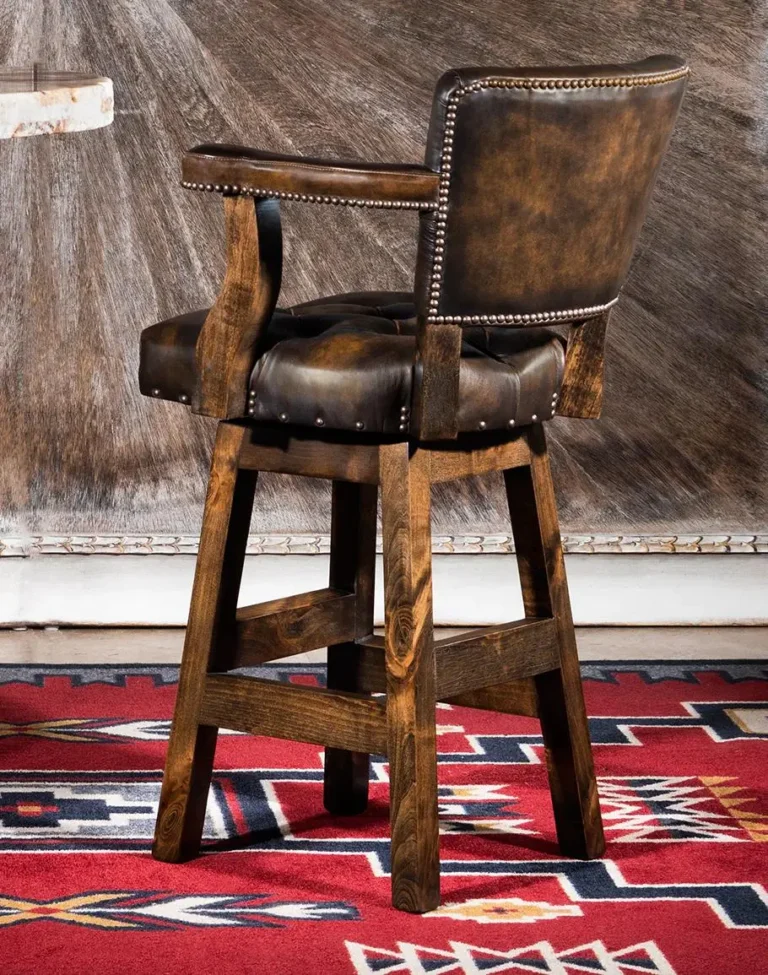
[
  {"left": 180, "top": 181, "right": 436, "bottom": 210},
  {"left": 430, "top": 298, "right": 618, "bottom": 325},
  {"left": 427, "top": 65, "right": 688, "bottom": 324},
  {"left": 235, "top": 412, "right": 571, "bottom": 432},
  {"left": 458, "top": 67, "right": 689, "bottom": 94}
]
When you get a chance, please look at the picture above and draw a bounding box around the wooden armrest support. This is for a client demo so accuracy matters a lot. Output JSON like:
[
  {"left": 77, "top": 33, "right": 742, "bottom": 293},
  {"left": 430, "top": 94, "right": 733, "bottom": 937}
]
[
  {"left": 193, "top": 195, "right": 282, "bottom": 418},
  {"left": 182, "top": 144, "right": 440, "bottom": 209},
  {"left": 557, "top": 311, "right": 610, "bottom": 419}
]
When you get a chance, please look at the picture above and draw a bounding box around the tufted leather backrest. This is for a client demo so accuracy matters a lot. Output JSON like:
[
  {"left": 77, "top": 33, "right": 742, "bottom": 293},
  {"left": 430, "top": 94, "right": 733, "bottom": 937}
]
[{"left": 414, "top": 56, "right": 688, "bottom": 328}]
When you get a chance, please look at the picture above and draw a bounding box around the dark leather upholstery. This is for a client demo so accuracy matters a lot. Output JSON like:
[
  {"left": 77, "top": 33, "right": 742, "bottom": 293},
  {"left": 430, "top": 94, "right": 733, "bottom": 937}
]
[
  {"left": 141, "top": 56, "right": 686, "bottom": 438},
  {"left": 140, "top": 292, "right": 565, "bottom": 434},
  {"left": 140, "top": 310, "right": 202, "bottom": 405},
  {"left": 415, "top": 55, "right": 688, "bottom": 324}
]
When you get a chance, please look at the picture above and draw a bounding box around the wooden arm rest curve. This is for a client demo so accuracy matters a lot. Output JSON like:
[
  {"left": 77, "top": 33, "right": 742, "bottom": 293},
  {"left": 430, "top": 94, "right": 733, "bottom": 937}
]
[
  {"left": 182, "top": 144, "right": 440, "bottom": 209},
  {"left": 194, "top": 196, "right": 282, "bottom": 419}
]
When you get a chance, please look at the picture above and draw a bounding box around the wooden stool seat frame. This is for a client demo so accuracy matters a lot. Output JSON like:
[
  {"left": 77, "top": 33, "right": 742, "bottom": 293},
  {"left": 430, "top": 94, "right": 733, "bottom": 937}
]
[{"left": 153, "top": 419, "right": 605, "bottom": 913}]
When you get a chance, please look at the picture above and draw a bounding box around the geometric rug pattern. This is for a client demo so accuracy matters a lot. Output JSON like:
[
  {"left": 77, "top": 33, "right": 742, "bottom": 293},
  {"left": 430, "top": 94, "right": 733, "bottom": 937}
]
[{"left": 0, "top": 659, "right": 766, "bottom": 973}]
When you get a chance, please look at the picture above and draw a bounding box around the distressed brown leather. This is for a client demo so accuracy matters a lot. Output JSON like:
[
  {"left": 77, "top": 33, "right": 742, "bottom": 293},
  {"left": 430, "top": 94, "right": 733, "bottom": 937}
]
[
  {"left": 140, "top": 292, "right": 565, "bottom": 433},
  {"left": 141, "top": 56, "right": 686, "bottom": 439},
  {"left": 415, "top": 55, "right": 688, "bottom": 323},
  {"left": 183, "top": 147, "right": 440, "bottom": 205}
]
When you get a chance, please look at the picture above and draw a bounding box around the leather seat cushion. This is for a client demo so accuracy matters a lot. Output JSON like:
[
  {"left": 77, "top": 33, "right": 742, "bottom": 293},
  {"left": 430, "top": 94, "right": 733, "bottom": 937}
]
[{"left": 139, "top": 291, "right": 565, "bottom": 434}]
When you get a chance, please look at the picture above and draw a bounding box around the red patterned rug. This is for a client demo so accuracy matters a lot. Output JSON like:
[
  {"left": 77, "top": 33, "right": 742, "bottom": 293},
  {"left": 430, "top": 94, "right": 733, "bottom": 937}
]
[{"left": 0, "top": 659, "right": 766, "bottom": 974}]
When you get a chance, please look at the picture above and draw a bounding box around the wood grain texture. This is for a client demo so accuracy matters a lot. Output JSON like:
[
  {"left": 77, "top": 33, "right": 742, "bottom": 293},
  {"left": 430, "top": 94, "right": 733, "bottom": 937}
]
[
  {"left": 194, "top": 195, "right": 282, "bottom": 418},
  {"left": 153, "top": 421, "right": 255, "bottom": 862},
  {"left": 380, "top": 443, "right": 440, "bottom": 913},
  {"left": 413, "top": 322, "right": 461, "bottom": 440},
  {"left": 558, "top": 314, "right": 609, "bottom": 419},
  {"left": 1, "top": 0, "right": 765, "bottom": 538},
  {"left": 505, "top": 427, "right": 605, "bottom": 860},
  {"left": 200, "top": 673, "right": 388, "bottom": 754},
  {"left": 348, "top": 628, "right": 556, "bottom": 707},
  {"left": 234, "top": 587, "right": 357, "bottom": 665},
  {"left": 442, "top": 679, "right": 539, "bottom": 718},
  {"left": 151, "top": 424, "right": 602, "bottom": 903},
  {"left": 433, "top": 618, "right": 559, "bottom": 699},
  {"left": 238, "top": 428, "right": 381, "bottom": 483}
]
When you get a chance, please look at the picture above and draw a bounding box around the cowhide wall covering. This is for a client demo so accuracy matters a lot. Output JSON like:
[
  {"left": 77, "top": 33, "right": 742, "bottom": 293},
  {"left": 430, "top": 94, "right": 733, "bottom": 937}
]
[{"left": 0, "top": 0, "right": 766, "bottom": 545}]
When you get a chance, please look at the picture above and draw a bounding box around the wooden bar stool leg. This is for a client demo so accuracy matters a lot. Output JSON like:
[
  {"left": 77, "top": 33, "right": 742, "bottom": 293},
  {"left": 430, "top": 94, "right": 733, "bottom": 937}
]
[
  {"left": 380, "top": 443, "right": 440, "bottom": 913},
  {"left": 153, "top": 422, "right": 257, "bottom": 863},
  {"left": 504, "top": 426, "right": 605, "bottom": 860},
  {"left": 324, "top": 480, "right": 378, "bottom": 815}
]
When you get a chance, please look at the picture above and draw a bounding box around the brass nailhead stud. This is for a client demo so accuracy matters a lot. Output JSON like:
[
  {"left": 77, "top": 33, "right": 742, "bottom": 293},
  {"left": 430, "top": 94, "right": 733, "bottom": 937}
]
[
  {"left": 531, "top": 414, "right": 538, "bottom": 421},
  {"left": 478, "top": 420, "right": 487, "bottom": 430},
  {"left": 508, "top": 419, "right": 516, "bottom": 427},
  {"left": 151, "top": 388, "right": 161, "bottom": 397},
  {"left": 355, "top": 421, "right": 365, "bottom": 430},
  {"left": 178, "top": 394, "right": 189, "bottom": 404},
  {"left": 315, "top": 417, "right": 325, "bottom": 427}
]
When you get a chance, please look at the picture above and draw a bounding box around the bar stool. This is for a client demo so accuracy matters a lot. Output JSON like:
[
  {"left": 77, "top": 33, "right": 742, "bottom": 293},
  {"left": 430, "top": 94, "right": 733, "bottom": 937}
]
[{"left": 140, "top": 56, "right": 688, "bottom": 913}]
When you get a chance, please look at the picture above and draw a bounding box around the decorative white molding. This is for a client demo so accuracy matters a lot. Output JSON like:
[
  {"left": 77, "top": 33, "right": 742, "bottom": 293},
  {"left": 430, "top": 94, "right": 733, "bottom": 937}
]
[
  {"left": 1, "top": 552, "right": 766, "bottom": 626},
  {"left": 1, "top": 532, "right": 767, "bottom": 557}
]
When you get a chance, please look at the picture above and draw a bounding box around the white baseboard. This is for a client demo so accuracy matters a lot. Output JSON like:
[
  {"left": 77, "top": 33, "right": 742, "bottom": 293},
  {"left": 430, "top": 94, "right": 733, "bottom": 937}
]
[{"left": 0, "top": 553, "right": 765, "bottom": 627}]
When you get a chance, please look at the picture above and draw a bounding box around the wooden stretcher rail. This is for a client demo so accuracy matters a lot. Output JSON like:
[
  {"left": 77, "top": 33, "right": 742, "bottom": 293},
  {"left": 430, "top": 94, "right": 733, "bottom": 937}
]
[
  {"left": 235, "top": 587, "right": 357, "bottom": 665},
  {"left": 434, "top": 617, "right": 558, "bottom": 697},
  {"left": 200, "top": 674, "right": 388, "bottom": 754},
  {"left": 354, "top": 618, "right": 558, "bottom": 705}
]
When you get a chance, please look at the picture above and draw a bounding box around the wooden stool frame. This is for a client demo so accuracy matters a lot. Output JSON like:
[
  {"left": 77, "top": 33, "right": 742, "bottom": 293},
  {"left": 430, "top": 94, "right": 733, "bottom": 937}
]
[{"left": 152, "top": 419, "right": 605, "bottom": 913}]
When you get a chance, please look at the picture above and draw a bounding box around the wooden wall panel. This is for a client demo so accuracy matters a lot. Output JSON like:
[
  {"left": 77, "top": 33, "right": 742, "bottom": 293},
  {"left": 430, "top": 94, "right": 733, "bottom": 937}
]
[{"left": 0, "top": 0, "right": 765, "bottom": 541}]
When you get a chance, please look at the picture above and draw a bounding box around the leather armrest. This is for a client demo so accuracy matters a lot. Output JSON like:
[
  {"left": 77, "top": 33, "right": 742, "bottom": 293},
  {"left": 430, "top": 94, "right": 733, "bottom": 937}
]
[{"left": 182, "top": 144, "right": 440, "bottom": 209}]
